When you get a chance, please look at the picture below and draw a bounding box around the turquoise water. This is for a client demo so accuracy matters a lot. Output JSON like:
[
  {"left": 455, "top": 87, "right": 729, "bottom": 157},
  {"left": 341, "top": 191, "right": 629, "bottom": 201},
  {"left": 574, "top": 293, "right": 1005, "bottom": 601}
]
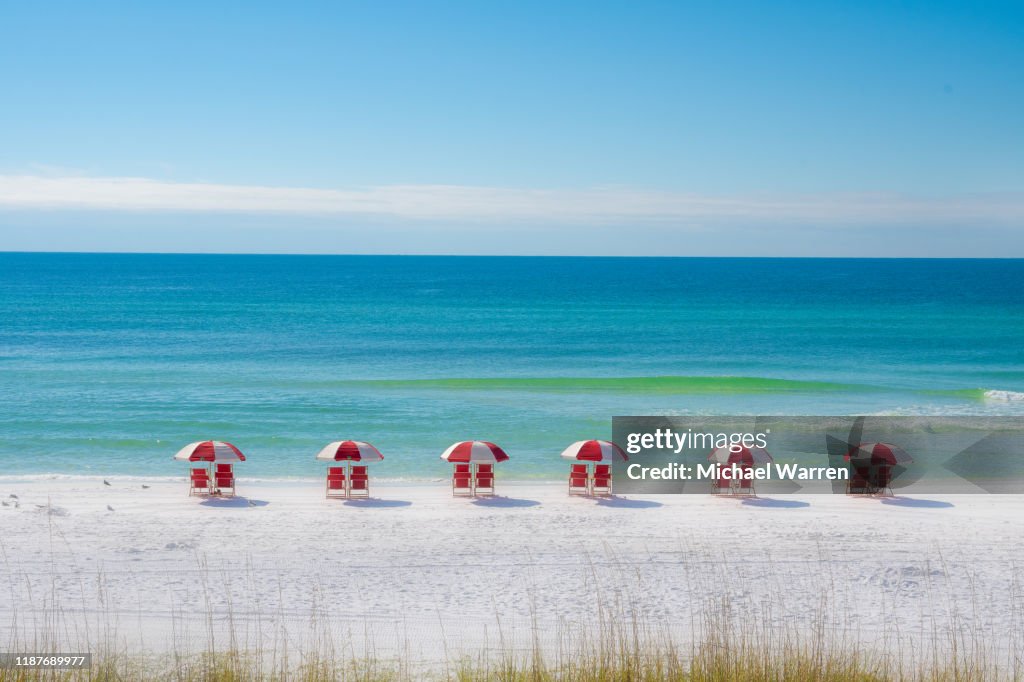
[{"left": 1, "top": 253, "right": 1022, "bottom": 479}]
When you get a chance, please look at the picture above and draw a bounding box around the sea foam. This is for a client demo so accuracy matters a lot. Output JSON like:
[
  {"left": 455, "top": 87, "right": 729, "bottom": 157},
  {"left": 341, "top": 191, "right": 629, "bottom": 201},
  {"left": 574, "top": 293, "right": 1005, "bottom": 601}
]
[{"left": 984, "top": 389, "right": 1024, "bottom": 401}]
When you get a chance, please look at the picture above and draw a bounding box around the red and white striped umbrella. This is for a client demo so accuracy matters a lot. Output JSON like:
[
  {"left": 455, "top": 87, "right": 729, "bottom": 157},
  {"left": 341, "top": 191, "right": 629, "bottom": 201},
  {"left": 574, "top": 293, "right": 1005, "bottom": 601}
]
[
  {"left": 440, "top": 441, "right": 510, "bottom": 463},
  {"left": 173, "top": 441, "right": 246, "bottom": 463},
  {"left": 708, "top": 445, "right": 773, "bottom": 466},
  {"left": 315, "top": 440, "right": 384, "bottom": 462},
  {"left": 844, "top": 442, "right": 912, "bottom": 465},
  {"left": 559, "top": 440, "right": 628, "bottom": 462}
]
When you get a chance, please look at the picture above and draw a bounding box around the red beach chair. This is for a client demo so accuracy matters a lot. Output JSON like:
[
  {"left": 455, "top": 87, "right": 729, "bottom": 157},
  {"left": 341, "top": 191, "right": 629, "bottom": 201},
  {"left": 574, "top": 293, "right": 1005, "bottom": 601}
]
[
  {"left": 189, "top": 468, "right": 211, "bottom": 496},
  {"left": 214, "top": 463, "right": 235, "bottom": 497},
  {"left": 326, "top": 466, "right": 347, "bottom": 498},
  {"left": 875, "top": 466, "right": 893, "bottom": 496},
  {"left": 475, "top": 463, "right": 494, "bottom": 496},
  {"left": 847, "top": 466, "right": 872, "bottom": 495},
  {"left": 592, "top": 464, "right": 612, "bottom": 496},
  {"left": 568, "top": 463, "right": 590, "bottom": 496},
  {"left": 713, "top": 475, "right": 734, "bottom": 495},
  {"left": 453, "top": 463, "right": 473, "bottom": 497},
  {"left": 349, "top": 465, "right": 370, "bottom": 498}
]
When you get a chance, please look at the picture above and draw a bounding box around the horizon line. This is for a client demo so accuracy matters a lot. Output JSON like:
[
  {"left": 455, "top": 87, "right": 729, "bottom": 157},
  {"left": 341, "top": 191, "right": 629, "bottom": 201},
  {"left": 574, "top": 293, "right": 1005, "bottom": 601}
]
[{"left": 2, "top": 249, "right": 1022, "bottom": 260}]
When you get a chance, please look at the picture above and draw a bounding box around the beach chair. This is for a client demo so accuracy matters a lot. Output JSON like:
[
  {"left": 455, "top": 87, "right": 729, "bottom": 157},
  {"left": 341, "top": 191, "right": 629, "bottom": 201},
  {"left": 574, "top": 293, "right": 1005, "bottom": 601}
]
[
  {"left": 739, "top": 475, "right": 755, "bottom": 497},
  {"left": 189, "top": 468, "right": 211, "bottom": 496},
  {"left": 875, "top": 466, "right": 893, "bottom": 496},
  {"left": 475, "top": 463, "right": 494, "bottom": 496},
  {"left": 453, "top": 464, "right": 473, "bottom": 497},
  {"left": 712, "top": 475, "right": 734, "bottom": 495},
  {"left": 326, "top": 466, "right": 347, "bottom": 499},
  {"left": 349, "top": 465, "right": 370, "bottom": 498},
  {"left": 592, "top": 464, "right": 612, "bottom": 496},
  {"left": 847, "top": 466, "right": 872, "bottom": 495},
  {"left": 568, "top": 464, "right": 590, "bottom": 496},
  {"left": 214, "top": 463, "right": 235, "bottom": 497}
]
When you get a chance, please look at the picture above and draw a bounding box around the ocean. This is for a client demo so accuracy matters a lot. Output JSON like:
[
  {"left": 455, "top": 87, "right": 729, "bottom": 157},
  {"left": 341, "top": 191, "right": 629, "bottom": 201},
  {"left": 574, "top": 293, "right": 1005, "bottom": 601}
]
[{"left": 1, "top": 253, "right": 1022, "bottom": 479}]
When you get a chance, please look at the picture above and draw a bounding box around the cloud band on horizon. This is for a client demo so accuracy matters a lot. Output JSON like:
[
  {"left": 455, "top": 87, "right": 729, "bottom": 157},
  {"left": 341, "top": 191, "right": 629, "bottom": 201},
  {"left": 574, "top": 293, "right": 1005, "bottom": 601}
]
[{"left": 1, "top": 174, "right": 1022, "bottom": 228}]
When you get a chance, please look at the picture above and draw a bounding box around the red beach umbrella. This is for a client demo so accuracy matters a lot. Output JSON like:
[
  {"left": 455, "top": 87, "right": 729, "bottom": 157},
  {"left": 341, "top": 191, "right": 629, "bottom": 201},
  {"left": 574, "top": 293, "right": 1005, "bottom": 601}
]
[
  {"left": 173, "top": 441, "right": 246, "bottom": 463},
  {"left": 559, "top": 440, "right": 628, "bottom": 462},
  {"left": 844, "top": 442, "right": 912, "bottom": 465},
  {"left": 708, "top": 445, "right": 773, "bottom": 466},
  {"left": 440, "top": 441, "right": 510, "bottom": 463},
  {"left": 315, "top": 440, "right": 384, "bottom": 462}
]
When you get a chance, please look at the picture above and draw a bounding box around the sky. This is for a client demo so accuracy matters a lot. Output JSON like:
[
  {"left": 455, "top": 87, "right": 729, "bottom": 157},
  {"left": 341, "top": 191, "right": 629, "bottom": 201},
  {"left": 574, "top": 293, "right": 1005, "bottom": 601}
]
[{"left": 0, "top": 0, "right": 1022, "bottom": 256}]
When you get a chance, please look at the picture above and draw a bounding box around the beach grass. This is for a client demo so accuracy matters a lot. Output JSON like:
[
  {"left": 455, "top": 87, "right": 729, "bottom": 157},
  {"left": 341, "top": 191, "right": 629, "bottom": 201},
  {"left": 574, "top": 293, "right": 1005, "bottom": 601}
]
[
  {"left": 1, "top": 567, "right": 1019, "bottom": 682},
  {"left": 0, "top": 591, "right": 1018, "bottom": 682},
  {"left": 0, "top": 640, "right": 1012, "bottom": 681}
]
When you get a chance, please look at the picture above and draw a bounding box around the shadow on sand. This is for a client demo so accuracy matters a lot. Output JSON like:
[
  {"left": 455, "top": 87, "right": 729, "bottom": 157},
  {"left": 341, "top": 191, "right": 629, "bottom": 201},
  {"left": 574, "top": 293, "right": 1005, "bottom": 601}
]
[
  {"left": 199, "top": 497, "right": 270, "bottom": 508},
  {"left": 741, "top": 497, "right": 810, "bottom": 509},
  {"left": 880, "top": 497, "right": 954, "bottom": 509},
  {"left": 343, "top": 498, "right": 413, "bottom": 508},
  {"left": 595, "top": 496, "right": 662, "bottom": 509},
  {"left": 472, "top": 496, "right": 540, "bottom": 508}
]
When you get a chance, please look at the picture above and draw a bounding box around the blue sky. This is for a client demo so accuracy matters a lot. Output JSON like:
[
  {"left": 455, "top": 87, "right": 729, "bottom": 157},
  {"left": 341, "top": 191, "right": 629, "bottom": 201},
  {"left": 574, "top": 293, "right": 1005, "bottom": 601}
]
[{"left": 1, "top": 1, "right": 1022, "bottom": 255}]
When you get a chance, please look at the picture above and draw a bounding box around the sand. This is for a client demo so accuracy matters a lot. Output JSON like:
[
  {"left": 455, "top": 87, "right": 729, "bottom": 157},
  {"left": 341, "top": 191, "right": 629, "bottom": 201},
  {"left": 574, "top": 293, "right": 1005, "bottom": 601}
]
[{"left": 1, "top": 476, "right": 1021, "bottom": 671}]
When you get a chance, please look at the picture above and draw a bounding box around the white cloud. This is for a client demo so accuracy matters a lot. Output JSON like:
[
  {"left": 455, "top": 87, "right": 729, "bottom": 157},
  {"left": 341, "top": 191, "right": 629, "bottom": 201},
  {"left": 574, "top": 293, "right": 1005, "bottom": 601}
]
[{"left": 0, "top": 174, "right": 1022, "bottom": 226}]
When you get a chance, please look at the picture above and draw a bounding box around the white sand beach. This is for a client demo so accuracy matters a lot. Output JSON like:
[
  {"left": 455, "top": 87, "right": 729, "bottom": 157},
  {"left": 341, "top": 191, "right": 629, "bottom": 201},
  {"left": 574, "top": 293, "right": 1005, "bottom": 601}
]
[{"left": 1, "top": 478, "right": 1021, "bottom": 673}]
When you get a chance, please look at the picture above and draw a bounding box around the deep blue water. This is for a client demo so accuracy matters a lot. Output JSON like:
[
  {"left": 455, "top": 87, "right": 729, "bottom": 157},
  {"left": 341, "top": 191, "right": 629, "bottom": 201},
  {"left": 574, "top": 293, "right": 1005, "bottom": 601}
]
[{"left": 1, "top": 253, "right": 1022, "bottom": 478}]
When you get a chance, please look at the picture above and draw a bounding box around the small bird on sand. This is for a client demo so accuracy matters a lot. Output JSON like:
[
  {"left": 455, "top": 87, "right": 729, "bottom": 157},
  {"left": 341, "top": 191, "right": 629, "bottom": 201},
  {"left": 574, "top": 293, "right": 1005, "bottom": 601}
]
[
  {"left": 107, "top": 505, "right": 115, "bottom": 512},
  {"left": 142, "top": 485, "right": 150, "bottom": 489},
  {"left": 34, "top": 504, "right": 47, "bottom": 509},
  {"left": 103, "top": 480, "right": 111, "bottom": 486},
  {"left": 247, "top": 500, "right": 257, "bottom": 506},
  {"left": 1, "top": 501, "right": 9, "bottom": 507},
  {"left": 9, "top": 494, "right": 18, "bottom": 499}
]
